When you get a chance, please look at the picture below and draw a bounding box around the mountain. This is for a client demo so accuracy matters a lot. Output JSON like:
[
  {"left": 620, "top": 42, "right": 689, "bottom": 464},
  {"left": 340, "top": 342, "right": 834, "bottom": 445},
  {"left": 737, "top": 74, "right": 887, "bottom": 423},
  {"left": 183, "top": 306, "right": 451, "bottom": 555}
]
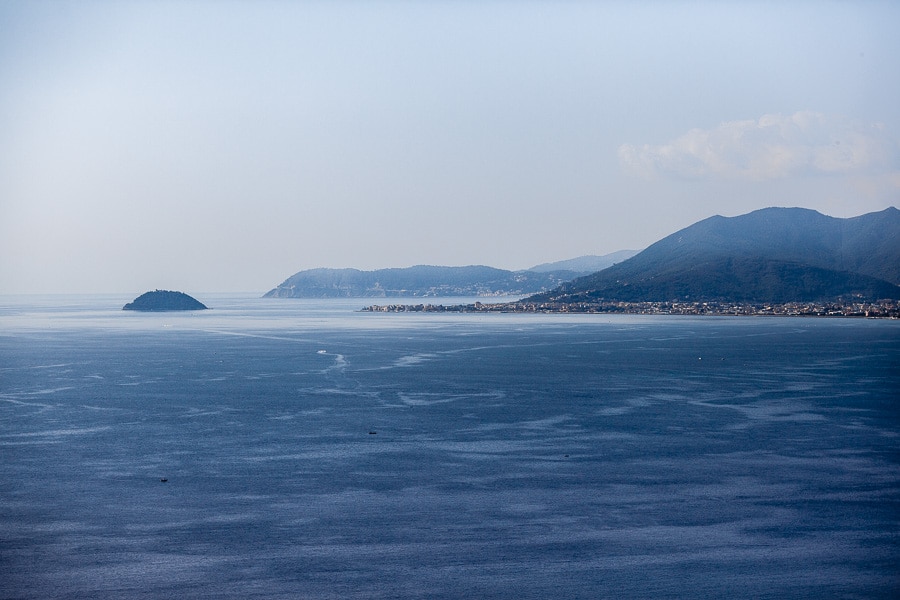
[
  {"left": 264, "top": 265, "right": 581, "bottom": 298},
  {"left": 526, "top": 207, "right": 900, "bottom": 304},
  {"left": 528, "top": 250, "right": 640, "bottom": 274},
  {"left": 123, "top": 290, "right": 208, "bottom": 311}
]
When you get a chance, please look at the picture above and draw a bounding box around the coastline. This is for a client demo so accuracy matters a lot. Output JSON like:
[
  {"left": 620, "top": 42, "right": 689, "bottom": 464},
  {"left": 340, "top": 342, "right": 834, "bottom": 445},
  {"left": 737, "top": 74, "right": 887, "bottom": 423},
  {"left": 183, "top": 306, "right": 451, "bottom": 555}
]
[{"left": 363, "top": 299, "right": 900, "bottom": 318}]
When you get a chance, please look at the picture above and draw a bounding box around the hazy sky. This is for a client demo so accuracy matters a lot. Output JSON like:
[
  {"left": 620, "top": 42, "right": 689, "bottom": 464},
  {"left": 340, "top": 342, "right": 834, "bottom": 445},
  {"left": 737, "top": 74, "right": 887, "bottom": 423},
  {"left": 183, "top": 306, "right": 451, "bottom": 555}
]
[{"left": 2, "top": 1, "right": 899, "bottom": 294}]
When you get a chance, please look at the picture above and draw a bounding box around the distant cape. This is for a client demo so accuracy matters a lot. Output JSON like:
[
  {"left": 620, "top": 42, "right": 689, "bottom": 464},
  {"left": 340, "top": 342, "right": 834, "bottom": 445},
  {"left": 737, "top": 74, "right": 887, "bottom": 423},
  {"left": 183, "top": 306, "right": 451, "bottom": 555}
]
[
  {"left": 123, "top": 290, "right": 208, "bottom": 311},
  {"left": 263, "top": 265, "right": 581, "bottom": 298}
]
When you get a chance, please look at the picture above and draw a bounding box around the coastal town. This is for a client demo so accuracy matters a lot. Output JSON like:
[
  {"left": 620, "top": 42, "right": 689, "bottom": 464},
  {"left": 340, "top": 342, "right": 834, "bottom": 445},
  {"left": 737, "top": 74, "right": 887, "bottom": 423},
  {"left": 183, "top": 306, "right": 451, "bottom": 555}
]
[{"left": 362, "top": 299, "right": 900, "bottom": 318}]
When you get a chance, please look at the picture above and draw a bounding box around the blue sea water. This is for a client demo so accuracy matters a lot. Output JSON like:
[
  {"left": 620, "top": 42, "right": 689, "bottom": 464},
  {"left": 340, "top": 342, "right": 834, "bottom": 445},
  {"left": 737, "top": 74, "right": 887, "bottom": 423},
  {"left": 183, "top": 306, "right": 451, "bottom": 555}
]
[{"left": 1, "top": 294, "right": 898, "bottom": 599}]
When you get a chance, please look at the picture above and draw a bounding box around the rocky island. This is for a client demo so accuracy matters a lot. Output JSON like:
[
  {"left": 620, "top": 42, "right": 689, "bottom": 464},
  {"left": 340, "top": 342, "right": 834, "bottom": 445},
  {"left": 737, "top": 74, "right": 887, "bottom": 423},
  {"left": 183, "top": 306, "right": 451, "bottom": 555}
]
[{"left": 123, "top": 290, "right": 208, "bottom": 312}]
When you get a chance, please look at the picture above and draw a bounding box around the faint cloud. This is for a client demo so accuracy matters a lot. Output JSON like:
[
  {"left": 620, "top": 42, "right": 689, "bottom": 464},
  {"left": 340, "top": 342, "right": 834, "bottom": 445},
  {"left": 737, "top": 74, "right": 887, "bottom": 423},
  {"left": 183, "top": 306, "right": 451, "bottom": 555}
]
[{"left": 619, "top": 111, "right": 898, "bottom": 180}]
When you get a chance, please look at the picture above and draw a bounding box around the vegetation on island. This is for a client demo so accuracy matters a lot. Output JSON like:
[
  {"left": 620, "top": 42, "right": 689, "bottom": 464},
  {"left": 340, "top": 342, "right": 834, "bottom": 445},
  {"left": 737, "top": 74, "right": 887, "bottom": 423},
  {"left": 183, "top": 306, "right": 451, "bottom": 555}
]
[{"left": 123, "top": 290, "right": 208, "bottom": 312}]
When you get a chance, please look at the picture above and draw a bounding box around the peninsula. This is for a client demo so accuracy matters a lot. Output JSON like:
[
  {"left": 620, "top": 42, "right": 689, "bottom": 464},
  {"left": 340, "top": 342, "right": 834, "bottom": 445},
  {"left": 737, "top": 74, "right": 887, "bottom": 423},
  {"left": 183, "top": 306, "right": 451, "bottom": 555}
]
[{"left": 262, "top": 252, "right": 637, "bottom": 299}]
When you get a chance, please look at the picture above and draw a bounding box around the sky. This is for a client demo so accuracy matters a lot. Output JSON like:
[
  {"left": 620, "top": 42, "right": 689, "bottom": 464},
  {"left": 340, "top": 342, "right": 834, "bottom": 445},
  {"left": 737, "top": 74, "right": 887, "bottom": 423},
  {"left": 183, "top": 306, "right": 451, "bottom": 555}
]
[{"left": 2, "top": 0, "right": 899, "bottom": 294}]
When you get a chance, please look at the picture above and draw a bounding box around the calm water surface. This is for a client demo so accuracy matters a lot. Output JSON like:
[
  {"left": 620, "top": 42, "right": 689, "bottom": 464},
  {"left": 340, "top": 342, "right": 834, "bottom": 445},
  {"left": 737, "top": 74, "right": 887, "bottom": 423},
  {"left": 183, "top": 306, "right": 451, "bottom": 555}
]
[{"left": 1, "top": 295, "right": 898, "bottom": 598}]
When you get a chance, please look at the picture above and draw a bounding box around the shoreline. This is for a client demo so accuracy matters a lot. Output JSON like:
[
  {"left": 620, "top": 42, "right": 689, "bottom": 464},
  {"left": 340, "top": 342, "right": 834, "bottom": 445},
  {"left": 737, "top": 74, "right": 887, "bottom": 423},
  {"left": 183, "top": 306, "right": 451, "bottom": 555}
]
[{"left": 362, "top": 299, "right": 900, "bottom": 318}]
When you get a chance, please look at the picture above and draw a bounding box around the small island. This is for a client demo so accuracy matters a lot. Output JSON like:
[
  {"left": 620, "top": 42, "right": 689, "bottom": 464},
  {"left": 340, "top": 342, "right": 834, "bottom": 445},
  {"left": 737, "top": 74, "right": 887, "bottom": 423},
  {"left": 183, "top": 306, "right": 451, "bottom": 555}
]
[{"left": 123, "top": 290, "right": 208, "bottom": 312}]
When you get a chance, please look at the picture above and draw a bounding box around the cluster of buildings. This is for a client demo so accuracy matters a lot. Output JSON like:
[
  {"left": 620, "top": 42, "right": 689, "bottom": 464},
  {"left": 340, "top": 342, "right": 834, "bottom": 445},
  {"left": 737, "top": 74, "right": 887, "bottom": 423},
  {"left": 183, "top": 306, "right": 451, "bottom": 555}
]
[
  {"left": 362, "top": 303, "right": 458, "bottom": 313},
  {"left": 363, "top": 300, "right": 900, "bottom": 318}
]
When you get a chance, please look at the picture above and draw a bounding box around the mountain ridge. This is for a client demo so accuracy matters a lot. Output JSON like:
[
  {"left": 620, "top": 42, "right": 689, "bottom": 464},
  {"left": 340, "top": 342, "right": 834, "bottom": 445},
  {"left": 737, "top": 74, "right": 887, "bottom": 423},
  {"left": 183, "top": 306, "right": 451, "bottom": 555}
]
[
  {"left": 528, "top": 250, "right": 639, "bottom": 274},
  {"left": 263, "top": 265, "right": 583, "bottom": 298},
  {"left": 265, "top": 207, "right": 899, "bottom": 303},
  {"left": 526, "top": 207, "right": 900, "bottom": 304}
]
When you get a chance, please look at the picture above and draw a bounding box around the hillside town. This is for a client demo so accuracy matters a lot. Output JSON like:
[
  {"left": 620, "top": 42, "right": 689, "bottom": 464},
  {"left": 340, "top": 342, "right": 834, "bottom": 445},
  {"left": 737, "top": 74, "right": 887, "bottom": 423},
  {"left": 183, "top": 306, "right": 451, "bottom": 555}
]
[{"left": 363, "top": 299, "right": 900, "bottom": 318}]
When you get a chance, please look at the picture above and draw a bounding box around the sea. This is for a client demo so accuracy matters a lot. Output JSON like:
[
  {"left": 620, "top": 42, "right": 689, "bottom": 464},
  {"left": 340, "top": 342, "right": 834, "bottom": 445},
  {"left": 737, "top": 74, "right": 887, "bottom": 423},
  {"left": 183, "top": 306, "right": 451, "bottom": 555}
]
[{"left": 1, "top": 294, "right": 898, "bottom": 599}]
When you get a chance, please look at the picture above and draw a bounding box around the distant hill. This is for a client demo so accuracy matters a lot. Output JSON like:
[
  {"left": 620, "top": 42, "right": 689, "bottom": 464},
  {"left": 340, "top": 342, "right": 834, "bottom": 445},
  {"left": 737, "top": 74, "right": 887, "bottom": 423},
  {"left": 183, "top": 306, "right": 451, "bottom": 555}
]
[
  {"left": 528, "top": 250, "right": 639, "bottom": 274},
  {"left": 526, "top": 207, "right": 900, "bottom": 304},
  {"left": 123, "top": 290, "right": 208, "bottom": 311},
  {"left": 264, "top": 265, "right": 582, "bottom": 298}
]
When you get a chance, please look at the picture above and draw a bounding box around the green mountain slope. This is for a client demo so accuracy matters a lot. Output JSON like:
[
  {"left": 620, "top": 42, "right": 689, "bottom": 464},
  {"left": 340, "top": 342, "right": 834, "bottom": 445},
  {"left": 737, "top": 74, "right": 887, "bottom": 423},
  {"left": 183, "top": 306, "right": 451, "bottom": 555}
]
[{"left": 527, "top": 207, "right": 900, "bottom": 304}]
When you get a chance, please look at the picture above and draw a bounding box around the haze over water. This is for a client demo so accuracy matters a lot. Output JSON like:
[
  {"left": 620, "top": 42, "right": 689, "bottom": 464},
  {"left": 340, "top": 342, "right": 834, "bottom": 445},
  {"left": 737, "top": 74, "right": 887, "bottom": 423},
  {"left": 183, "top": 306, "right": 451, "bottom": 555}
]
[{"left": 1, "top": 296, "right": 898, "bottom": 598}]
